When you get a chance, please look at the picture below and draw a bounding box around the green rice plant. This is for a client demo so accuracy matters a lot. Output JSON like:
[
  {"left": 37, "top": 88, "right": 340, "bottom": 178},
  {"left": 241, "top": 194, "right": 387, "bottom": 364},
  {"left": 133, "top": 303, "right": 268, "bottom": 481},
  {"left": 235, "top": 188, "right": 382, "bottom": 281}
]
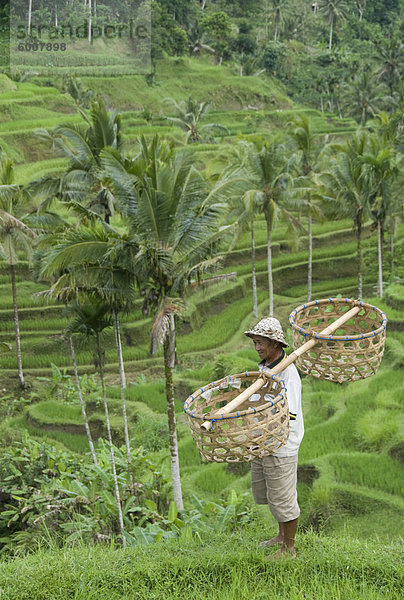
[
  {"left": 385, "top": 283, "right": 404, "bottom": 311},
  {"left": 0, "top": 318, "right": 66, "bottom": 332},
  {"left": 177, "top": 292, "right": 267, "bottom": 355},
  {"left": 0, "top": 281, "right": 49, "bottom": 309},
  {"left": 329, "top": 453, "right": 404, "bottom": 496},
  {"left": 27, "top": 401, "right": 84, "bottom": 427},
  {"left": 356, "top": 409, "right": 399, "bottom": 452},
  {"left": 0, "top": 273, "right": 25, "bottom": 284},
  {"left": 384, "top": 336, "right": 404, "bottom": 370},
  {"left": 299, "top": 405, "right": 359, "bottom": 461},
  {"left": 24, "top": 423, "right": 91, "bottom": 453},
  {"left": 178, "top": 437, "right": 203, "bottom": 469},
  {"left": 107, "top": 381, "right": 167, "bottom": 415},
  {"left": 0, "top": 114, "right": 78, "bottom": 133},
  {"left": 284, "top": 276, "right": 359, "bottom": 297},
  {"left": 192, "top": 462, "right": 237, "bottom": 495},
  {"left": 328, "top": 497, "right": 404, "bottom": 542}
]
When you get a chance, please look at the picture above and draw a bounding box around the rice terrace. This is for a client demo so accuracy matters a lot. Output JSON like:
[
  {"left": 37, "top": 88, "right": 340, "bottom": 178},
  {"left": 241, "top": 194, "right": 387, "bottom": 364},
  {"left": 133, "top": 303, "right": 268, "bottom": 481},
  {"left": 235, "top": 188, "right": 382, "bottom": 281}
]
[{"left": 0, "top": 1, "right": 403, "bottom": 598}]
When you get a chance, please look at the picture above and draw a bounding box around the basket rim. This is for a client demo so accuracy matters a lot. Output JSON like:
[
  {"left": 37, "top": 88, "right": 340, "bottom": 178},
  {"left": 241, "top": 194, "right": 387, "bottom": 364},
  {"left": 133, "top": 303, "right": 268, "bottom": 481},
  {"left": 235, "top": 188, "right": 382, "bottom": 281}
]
[
  {"left": 288, "top": 297, "right": 388, "bottom": 341},
  {"left": 184, "top": 370, "right": 286, "bottom": 422}
]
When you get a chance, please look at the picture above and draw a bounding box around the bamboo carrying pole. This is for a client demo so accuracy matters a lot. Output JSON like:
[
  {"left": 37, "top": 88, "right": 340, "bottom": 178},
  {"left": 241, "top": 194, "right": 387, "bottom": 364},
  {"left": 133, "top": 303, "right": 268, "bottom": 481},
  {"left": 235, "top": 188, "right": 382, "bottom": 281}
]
[{"left": 200, "top": 305, "right": 361, "bottom": 431}]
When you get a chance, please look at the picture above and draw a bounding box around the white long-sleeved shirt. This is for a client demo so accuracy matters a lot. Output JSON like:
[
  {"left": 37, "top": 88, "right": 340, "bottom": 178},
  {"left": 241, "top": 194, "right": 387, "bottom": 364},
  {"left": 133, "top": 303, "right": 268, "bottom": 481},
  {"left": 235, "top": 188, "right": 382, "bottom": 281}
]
[{"left": 259, "top": 356, "right": 304, "bottom": 457}]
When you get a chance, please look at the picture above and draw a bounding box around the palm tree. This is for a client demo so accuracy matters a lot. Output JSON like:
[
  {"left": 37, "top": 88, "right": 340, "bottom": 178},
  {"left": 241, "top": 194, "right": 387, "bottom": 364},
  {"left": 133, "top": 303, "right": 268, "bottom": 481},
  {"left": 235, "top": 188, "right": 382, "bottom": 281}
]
[
  {"left": 317, "top": 0, "right": 348, "bottom": 51},
  {"left": 290, "top": 115, "right": 324, "bottom": 302},
  {"left": 163, "top": 95, "right": 229, "bottom": 143},
  {"left": 375, "top": 37, "right": 403, "bottom": 96},
  {"left": 103, "top": 136, "right": 235, "bottom": 510},
  {"left": 237, "top": 138, "right": 300, "bottom": 316},
  {"left": 39, "top": 223, "right": 136, "bottom": 489},
  {"left": 187, "top": 21, "right": 214, "bottom": 57},
  {"left": 0, "top": 153, "right": 36, "bottom": 388},
  {"left": 321, "top": 132, "right": 372, "bottom": 299},
  {"left": 68, "top": 331, "right": 99, "bottom": 467},
  {"left": 224, "top": 142, "right": 267, "bottom": 318},
  {"left": 341, "top": 69, "right": 390, "bottom": 125},
  {"left": 355, "top": 0, "right": 367, "bottom": 21},
  {"left": 268, "top": 0, "right": 290, "bottom": 41},
  {"left": 369, "top": 112, "right": 404, "bottom": 275},
  {"left": 36, "top": 98, "right": 122, "bottom": 223},
  {"left": 362, "top": 136, "right": 400, "bottom": 298},
  {"left": 66, "top": 297, "right": 126, "bottom": 544}
]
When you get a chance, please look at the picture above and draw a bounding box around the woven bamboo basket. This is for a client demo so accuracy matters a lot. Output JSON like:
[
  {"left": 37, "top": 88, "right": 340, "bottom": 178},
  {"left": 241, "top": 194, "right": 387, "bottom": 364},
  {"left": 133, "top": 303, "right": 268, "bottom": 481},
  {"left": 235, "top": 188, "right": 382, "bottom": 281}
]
[
  {"left": 184, "top": 371, "right": 289, "bottom": 463},
  {"left": 288, "top": 298, "right": 388, "bottom": 383}
]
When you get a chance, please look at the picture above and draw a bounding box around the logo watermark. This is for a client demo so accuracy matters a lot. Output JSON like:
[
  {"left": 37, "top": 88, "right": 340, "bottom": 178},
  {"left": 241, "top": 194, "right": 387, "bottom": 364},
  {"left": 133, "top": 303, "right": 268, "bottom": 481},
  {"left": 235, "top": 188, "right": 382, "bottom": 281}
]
[{"left": 9, "top": 0, "right": 151, "bottom": 75}]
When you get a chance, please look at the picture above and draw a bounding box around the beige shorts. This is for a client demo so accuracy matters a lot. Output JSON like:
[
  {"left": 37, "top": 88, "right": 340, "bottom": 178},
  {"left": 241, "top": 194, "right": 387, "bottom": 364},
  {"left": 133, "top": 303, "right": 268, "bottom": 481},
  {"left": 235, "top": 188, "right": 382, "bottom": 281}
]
[{"left": 251, "top": 455, "right": 300, "bottom": 523}]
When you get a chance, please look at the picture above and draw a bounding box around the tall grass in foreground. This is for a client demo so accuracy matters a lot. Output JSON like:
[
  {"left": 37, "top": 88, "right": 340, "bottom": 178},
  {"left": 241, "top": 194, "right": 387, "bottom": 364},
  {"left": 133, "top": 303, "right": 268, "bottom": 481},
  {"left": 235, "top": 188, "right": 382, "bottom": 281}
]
[{"left": 0, "top": 531, "right": 402, "bottom": 600}]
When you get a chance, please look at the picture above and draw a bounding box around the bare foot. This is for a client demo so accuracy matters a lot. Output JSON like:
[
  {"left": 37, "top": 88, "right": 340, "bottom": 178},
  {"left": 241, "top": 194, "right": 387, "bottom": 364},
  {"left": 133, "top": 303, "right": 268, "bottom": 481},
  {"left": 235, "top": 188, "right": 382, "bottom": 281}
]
[
  {"left": 258, "top": 536, "right": 283, "bottom": 548},
  {"left": 265, "top": 546, "right": 297, "bottom": 560}
]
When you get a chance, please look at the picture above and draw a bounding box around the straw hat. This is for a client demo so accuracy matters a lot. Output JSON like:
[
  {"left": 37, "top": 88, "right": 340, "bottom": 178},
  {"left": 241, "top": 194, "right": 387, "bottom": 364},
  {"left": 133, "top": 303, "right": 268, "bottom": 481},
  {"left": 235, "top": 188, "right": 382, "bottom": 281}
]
[{"left": 244, "top": 317, "right": 289, "bottom": 348}]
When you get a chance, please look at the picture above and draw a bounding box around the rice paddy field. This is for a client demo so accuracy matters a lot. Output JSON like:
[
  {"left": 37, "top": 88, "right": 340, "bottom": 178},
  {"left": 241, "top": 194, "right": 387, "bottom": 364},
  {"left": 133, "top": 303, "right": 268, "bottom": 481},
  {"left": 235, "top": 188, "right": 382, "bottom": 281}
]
[
  {"left": 0, "top": 60, "right": 403, "bottom": 598},
  {"left": 1, "top": 208, "right": 403, "bottom": 544}
]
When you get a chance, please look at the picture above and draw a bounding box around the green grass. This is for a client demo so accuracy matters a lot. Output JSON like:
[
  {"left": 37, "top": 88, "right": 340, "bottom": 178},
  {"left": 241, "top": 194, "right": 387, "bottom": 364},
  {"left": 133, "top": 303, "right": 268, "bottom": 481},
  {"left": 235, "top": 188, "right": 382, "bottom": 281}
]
[
  {"left": 329, "top": 453, "right": 404, "bottom": 497},
  {"left": 177, "top": 292, "right": 266, "bottom": 354},
  {"left": 0, "top": 281, "right": 49, "bottom": 309},
  {"left": 191, "top": 462, "right": 237, "bottom": 496},
  {"left": 107, "top": 381, "right": 167, "bottom": 414},
  {"left": 27, "top": 401, "right": 85, "bottom": 426},
  {"left": 0, "top": 532, "right": 402, "bottom": 600},
  {"left": 2, "top": 415, "right": 91, "bottom": 453}
]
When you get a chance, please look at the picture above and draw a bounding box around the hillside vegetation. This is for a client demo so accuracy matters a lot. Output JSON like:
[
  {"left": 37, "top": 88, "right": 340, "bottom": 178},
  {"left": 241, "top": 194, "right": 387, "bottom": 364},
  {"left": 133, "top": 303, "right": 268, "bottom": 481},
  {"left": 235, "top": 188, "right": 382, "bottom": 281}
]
[{"left": 0, "top": 1, "right": 403, "bottom": 596}]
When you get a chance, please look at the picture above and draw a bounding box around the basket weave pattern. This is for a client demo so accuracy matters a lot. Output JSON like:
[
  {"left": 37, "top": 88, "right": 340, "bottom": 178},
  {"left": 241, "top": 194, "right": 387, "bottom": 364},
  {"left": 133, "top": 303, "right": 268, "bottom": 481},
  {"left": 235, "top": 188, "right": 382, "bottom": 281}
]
[
  {"left": 289, "top": 298, "right": 387, "bottom": 383},
  {"left": 184, "top": 372, "right": 289, "bottom": 463}
]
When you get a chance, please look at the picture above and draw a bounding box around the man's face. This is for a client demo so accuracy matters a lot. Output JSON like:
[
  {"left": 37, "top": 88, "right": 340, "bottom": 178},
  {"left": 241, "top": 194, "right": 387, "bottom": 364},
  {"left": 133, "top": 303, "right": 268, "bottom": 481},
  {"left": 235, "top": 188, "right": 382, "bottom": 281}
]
[{"left": 251, "top": 335, "right": 280, "bottom": 364}]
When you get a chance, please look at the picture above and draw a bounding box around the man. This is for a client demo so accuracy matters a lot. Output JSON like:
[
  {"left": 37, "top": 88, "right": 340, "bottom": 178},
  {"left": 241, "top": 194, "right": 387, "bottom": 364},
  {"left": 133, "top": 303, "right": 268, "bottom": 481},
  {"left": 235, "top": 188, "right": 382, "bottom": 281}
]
[{"left": 244, "top": 317, "right": 304, "bottom": 558}]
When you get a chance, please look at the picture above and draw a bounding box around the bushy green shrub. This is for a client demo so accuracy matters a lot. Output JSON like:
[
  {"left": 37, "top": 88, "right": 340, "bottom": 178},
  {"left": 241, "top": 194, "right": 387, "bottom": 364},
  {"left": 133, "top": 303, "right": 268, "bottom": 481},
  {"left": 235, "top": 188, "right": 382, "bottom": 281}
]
[{"left": 131, "top": 413, "right": 168, "bottom": 453}]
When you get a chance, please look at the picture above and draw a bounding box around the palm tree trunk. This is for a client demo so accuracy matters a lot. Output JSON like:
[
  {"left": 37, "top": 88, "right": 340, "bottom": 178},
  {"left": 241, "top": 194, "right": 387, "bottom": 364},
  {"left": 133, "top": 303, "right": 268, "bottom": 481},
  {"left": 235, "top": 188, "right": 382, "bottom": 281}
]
[
  {"left": 95, "top": 332, "right": 126, "bottom": 546},
  {"left": 164, "top": 319, "right": 184, "bottom": 511},
  {"left": 329, "top": 15, "right": 334, "bottom": 51},
  {"left": 390, "top": 231, "right": 394, "bottom": 276},
  {"left": 69, "top": 334, "right": 98, "bottom": 467},
  {"left": 307, "top": 212, "right": 312, "bottom": 302},
  {"left": 377, "top": 220, "right": 383, "bottom": 298},
  {"left": 251, "top": 220, "right": 258, "bottom": 317},
  {"left": 10, "top": 264, "right": 26, "bottom": 389},
  {"left": 28, "top": 0, "right": 32, "bottom": 35},
  {"left": 112, "top": 309, "right": 134, "bottom": 493},
  {"left": 88, "top": 0, "right": 92, "bottom": 43},
  {"left": 356, "top": 219, "right": 363, "bottom": 300},
  {"left": 266, "top": 217, "right": 274, "bottom": 317}
]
